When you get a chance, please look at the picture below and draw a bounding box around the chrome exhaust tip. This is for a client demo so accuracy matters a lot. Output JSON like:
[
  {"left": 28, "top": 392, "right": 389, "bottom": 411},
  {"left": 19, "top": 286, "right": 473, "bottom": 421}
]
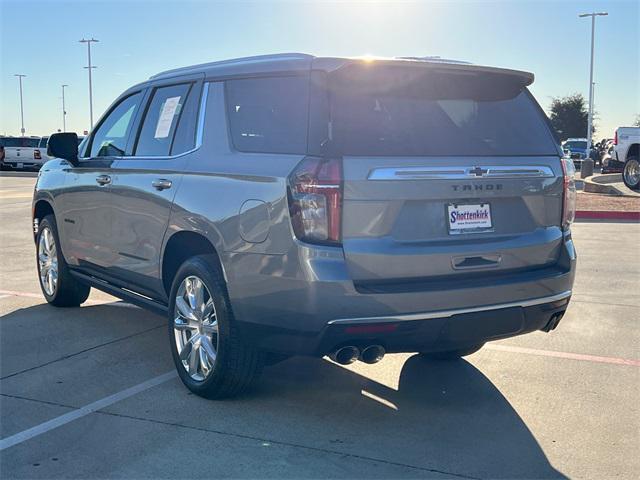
[
  {"left": 330, "top": 346, "right": 360, "bottom": 365},
  {"left": 360, "top": 345, "right": 385, "bottom": 364}
]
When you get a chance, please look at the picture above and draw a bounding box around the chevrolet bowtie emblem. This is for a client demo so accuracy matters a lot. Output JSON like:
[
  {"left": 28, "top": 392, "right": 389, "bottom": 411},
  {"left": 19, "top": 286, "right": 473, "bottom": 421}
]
[{"left": 469, "top": 166, "right": 488, "bottom": 177}]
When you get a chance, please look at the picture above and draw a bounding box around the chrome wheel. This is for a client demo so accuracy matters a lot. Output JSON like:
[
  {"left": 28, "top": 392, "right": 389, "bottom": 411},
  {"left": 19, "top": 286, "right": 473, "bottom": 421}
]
[
  {"left": 623, "top": 159, "right": 640, "bottom": 187},
  {"left": 173, "top": 275, "right": 219, "bottom": 381},
  {"left": 38, "top": 226, "right": 58, "bottom": 296}
]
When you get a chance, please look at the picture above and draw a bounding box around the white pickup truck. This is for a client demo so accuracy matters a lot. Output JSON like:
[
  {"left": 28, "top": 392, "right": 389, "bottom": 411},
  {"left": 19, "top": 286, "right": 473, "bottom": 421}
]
[
  {"left": 614, "top": 127, "right": 640, "bottom": 190},
  {"left": 0, "top": 136, "right": 46, "bottom": 171}
]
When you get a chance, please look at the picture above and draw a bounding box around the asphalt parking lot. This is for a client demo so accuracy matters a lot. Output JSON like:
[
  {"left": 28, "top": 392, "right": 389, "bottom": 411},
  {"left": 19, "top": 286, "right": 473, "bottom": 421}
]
[{"left": 0, "top": 172, "right": 638, "bottom": 479}]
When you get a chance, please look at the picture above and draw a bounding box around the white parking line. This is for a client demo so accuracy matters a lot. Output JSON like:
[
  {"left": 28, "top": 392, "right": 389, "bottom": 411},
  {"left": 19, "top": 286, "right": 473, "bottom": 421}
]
[{"left": 0, "top": 371, "right": 176, "bottom": 451}]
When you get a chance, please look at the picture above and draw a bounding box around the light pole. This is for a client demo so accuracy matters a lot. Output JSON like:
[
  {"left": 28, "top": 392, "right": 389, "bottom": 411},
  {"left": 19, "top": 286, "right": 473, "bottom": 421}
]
[
  {"left": 61, "top": 84, "right": 69, "bottom": 132},
  {"left": 79, "top": 38, "right": 99, "bottom": 129},
  {"left": 579, "top": 12, "right": 607, "bottom": 155},
  {"left": 14, "top": 74, "right": 26, "bottom": 136}
]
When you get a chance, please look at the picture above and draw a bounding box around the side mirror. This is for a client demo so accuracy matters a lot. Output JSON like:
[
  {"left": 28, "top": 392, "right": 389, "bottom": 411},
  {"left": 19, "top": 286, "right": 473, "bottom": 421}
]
[{"left": 47, "top": 132, "right": 79, "bottom": 164}]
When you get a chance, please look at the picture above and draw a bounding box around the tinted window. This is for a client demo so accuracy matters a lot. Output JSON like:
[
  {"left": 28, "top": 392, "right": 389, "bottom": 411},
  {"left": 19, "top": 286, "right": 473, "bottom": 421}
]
[
  {"left": 171, "top": 84, "right": 201, "bottom": 155},
  {"left": 318, "top": 66, "right": 558, "bottom": 156},
  {"left": 39, "top": 137, "right": 48, "bottom": 148},
  {"left": 1, "top": 137, "right": 39, "bottom": 148},
  {"left": 225, "top": 76, "right": 309, "bottom": 154},
  {"left": 135, "top": 83, "right": 192, "bottom": 156},
  {"left": 90, "top": 92, "right": 142, "bottom": 157}
]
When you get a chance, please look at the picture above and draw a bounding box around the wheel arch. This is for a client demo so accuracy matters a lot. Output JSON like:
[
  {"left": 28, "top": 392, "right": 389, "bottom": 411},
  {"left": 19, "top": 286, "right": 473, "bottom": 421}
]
[
  {"left": 161, "top": 230, "right": 226, "bottom": 298},
  {"left": 626, "top": 143, "right": 639, "bottom": 161},
  {"left": 32, "top": 198, "right": 55, "bottom": 242}
]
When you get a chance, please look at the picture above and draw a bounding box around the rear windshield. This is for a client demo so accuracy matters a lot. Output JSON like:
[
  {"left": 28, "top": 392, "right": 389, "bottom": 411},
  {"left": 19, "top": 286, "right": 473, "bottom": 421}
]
[
  {"left": 315, "top": 65, "right": 559, "bottom": 157},
  {"left": 1, "top": 137, "right": 40, "bottom": 148}
]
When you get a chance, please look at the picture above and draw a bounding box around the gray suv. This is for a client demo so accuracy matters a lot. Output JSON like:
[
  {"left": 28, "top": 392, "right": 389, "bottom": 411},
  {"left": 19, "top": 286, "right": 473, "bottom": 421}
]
[{"left": 33, "top": 54, "right": 577, "bottom": 399}]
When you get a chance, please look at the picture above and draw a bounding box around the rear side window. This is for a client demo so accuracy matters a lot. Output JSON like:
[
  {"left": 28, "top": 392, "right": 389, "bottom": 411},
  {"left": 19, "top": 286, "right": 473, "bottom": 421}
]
[
  {"left": 39, "top": 137, "right": 48, "bottom": 148},
  {"left": 225, "top": 76, "right": 309, "bottom": 154},
  {"left": 90, "top": 92, "right": 142, "bottom": 157},
  {"left": 135, "top": 83, "right": 192, "bottom": 156},
  {"left": 318, "top": 65, "right": 558, "bottom": 157},
  {"left": 170, "top": 83, "right": 201, "bottom": 155}
]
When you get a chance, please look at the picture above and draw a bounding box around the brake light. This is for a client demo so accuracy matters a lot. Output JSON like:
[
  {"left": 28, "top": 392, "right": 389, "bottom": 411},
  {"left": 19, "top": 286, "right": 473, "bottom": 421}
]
[
  {"left": 561, "top": 157, "right": 576, "bottom": 230},
  {"left": 288, "top": 157, "right": 342, "bottom": 245},
  {"left": 613, "top": 130, "right": 618, "bottom": 145},
  {"left": 34, "top": 149, "right": 41, "bottom": 160}
]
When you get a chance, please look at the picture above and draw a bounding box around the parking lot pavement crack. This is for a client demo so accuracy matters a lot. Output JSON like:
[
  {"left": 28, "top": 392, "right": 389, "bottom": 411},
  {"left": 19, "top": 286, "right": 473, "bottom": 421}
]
[
  {"left": 570, "top": 298, "right": 639, "bottom": 308},
  {"left": 0, "top": 392, "right": 76, "bottom": 410},
  {"left": 95, "top": 410, "right": 481, "bottom": 480},
  {"left": 0, "top": 323, "right": 165, "bottom": 381}
]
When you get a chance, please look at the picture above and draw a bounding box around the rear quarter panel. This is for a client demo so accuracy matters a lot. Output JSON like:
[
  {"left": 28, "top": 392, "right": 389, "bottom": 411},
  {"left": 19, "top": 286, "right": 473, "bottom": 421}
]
[{"left": 166, "top": 81, "right": 301, "bottom": 268}]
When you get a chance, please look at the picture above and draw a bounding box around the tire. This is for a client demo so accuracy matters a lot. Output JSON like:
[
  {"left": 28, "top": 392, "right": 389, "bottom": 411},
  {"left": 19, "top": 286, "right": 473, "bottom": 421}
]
[
  {"left": 36, "top": 215, "right": 91, "bottom": 307},
  {"left": 168, "top": 254, "right": 263, "bottom": 399},
  {"left": 622, "top": 156, "right": 640, "bottom": 190},
  {"left": 418, "top": 343, "right": 485, "bottom": 361}
]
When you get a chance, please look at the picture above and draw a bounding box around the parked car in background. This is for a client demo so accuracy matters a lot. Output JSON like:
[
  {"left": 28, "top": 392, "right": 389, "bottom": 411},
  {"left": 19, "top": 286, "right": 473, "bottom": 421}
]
[
  {"left": 613, "top": 127, "right": 640, "bottom": 190},
  {"left": 36, "top": 136, "right": 52, "bottom": 164},
  {"left": 601, "top": 145, "right": 624, "bottom": 174},
  {"left": 562, "top": 138, "right": 589, "bottom": 168},
  {"left": 0, "top": 136, "right": 46, "bottom": 170},
  {"left": 34, "top": 54, "right": 576, "bottom": 399}
]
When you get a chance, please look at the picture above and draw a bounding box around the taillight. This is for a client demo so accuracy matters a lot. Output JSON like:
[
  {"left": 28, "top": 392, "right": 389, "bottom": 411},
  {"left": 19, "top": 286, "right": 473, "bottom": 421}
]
[
  {"left": 288, "top": 157, "right": 342, "bottom": 245},
  {"left": 613, "top": 130, "right": 618, "bottom": 145},
  {"left": 34, "top": 149, "right": 41, "bottom": 160},
  {"left": 561, "top": 157, "right": 576, "bottom": 230}
]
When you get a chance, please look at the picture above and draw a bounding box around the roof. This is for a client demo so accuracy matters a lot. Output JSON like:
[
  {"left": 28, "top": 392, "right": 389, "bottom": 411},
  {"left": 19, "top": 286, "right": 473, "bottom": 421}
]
[{"left": 149, "top": 53, "right": 534, "bottom": 86}]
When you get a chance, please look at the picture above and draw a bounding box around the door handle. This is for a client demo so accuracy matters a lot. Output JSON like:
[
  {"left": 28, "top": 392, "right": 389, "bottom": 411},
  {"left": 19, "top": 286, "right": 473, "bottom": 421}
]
[
  {"left": 152, "top": 179, "right": 172, "bottom": 191},
  {"left": 96, "top": 174, "right": 111, "bottom": 186}
]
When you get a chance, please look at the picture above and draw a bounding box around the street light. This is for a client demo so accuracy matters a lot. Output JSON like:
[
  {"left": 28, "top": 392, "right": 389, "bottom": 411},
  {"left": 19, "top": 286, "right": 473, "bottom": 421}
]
[
  {"left": 579, "top": 12, "right": 607, "bottom": 155},
  {"left": 79, "top": 38, "right": 99, "bottom": 129},
  {"left": 14, "top": 74, "right": 26, "bottom": 136},
  {"left": 61, "top": 84, "right": 69, "bottom": 132}
]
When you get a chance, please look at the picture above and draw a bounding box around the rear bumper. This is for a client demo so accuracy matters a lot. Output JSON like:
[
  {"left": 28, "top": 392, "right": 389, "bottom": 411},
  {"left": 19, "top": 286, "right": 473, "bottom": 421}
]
[
  {"left": 226, "top": 233, "right": 576, "bottom": 355},
  {"left": 237, "top": 291, "right": 570, "bottom": 355},
  {"left": 3, "top": 161, "right": 41, "bottom": 169}
]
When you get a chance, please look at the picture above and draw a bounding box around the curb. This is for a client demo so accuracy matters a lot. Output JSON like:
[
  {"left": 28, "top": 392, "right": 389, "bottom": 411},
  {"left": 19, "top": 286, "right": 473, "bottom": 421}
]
[
  {"left": 575, "top": 210, "right": 640, "bottom": 221},
  {"left": 582, "top": 176, "right": 624, "bottom": 196}
]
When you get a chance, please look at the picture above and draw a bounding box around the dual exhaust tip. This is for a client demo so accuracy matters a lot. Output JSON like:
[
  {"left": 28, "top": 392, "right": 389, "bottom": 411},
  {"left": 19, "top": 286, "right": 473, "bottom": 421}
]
[{"left": 330, "top": 345, "right": 385, "bottom": 365}]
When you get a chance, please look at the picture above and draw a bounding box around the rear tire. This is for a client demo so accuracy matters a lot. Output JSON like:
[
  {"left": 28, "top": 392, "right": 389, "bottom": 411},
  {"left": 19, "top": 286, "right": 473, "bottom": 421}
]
[
  {"left": 36, "top": 215, "right": 91, "bottom": 307},
  {"left": 418, "top": 343, "right": 484, "bottom": 361},
  {"left": 622, "top": 157, "right": 640, "bottom": 190},
  {"left": 168, "top": 254, "right": 263, "bottom": 399}
]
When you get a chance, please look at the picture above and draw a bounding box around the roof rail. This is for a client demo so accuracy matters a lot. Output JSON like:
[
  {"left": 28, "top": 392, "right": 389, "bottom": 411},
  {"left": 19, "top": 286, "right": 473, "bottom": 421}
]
[
  {"left": 396, "top": 56, "right": 472, "bottom": 65},
  {"left": 149, "top": 52, "right": 314, "bottom": 79}
]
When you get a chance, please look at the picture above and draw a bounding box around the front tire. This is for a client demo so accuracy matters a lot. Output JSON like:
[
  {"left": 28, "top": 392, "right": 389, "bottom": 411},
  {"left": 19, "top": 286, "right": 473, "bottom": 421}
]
[
  {"left": 168, "top": 255, "right": 263, "bottom": 399},
  {"left": 622, "top": 157, "right": 640, "bottom": 190},
  {"left": 418, "top": 343, "right": 485, "bottom": 361},
  {"left": 36, "top": 215, "right": 91, "bottom": 307}
]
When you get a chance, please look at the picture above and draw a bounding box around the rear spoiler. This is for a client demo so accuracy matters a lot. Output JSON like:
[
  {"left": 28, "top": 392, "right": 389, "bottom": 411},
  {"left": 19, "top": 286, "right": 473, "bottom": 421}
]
[{"left": 312, "top": 56, "right": 534, "bottom": 87}]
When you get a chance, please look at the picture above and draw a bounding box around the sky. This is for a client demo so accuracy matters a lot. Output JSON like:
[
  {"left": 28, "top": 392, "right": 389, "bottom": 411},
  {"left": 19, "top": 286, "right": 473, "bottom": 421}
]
[{"left": 1, "top": 0, "right": 638, "bottom": 140}]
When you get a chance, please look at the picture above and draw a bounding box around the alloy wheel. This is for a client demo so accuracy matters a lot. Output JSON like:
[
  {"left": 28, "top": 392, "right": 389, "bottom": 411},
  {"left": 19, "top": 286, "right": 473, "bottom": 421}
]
[
  {"left": 623, "top": 159, "right": 640, "bottom": 187},
  {"left": 38, "top": 227, "right": 58, "bottom": 296},
  {"left": 173, "top": 275, "right": 219, "bottom": 381}
]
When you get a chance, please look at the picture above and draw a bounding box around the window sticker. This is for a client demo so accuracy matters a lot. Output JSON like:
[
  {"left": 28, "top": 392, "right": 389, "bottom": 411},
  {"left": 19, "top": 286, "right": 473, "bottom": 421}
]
[{"left": 154, "top": 96, "right": 181, "bottom": 138}]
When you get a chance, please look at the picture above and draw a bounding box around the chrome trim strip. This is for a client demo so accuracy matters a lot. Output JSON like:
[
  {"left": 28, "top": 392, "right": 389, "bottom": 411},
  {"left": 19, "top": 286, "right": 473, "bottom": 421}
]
[
  {"left": 327, "top": 290, "right": 572, "bottom": 325},
  {"left": 368, "top": 165, "right": 555, "bottom": 180},
  {"left": 195, "top": 82, "right": 209, "bottom": 148}
]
